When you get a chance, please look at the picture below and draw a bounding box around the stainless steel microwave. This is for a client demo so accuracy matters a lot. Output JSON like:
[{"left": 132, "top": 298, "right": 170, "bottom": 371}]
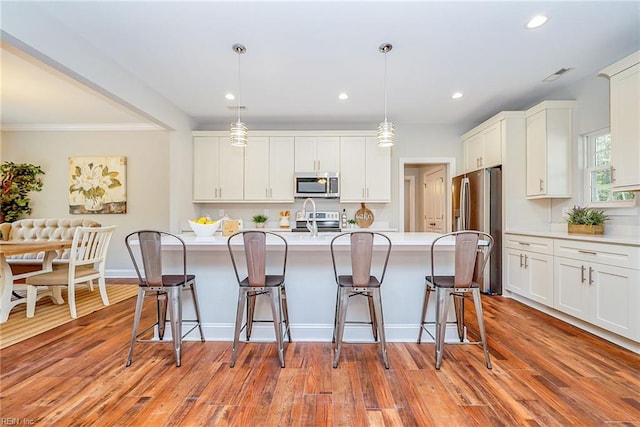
[{"left": 294, "top": 172, "right": 340, "bottom": 198}]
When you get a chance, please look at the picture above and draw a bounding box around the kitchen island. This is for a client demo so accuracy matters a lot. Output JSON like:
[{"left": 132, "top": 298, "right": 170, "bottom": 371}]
[{"left": 158, "top": 232, "right": 460, "bottom": 342}]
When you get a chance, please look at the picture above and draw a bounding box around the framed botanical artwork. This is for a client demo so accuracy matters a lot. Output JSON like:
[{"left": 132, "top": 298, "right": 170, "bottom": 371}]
[{"left": 69, "top": 156, "right": 127, "bottom": 214}]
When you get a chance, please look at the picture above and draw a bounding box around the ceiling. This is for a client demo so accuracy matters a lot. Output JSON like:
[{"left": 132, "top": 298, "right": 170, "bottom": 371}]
[{"left": 1, "top": 1, "right": 639, "bottom": 133}]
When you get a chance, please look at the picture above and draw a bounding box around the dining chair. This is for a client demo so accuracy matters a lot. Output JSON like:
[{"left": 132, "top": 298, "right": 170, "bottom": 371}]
[
  {"left": 330, "top": 231, "right": 392, "bottom": 369},
  {"left": 227, "top": 230, "right": 290, "bottom": 368},
  {"left": 25, "top": 225, "right": 116, "bottom": 318},
  {"left": 417, "top": 230, "right": 494, "bottom": 369},
  {"left": 124, "top": 230, "right": 205, "bottom": 367}
]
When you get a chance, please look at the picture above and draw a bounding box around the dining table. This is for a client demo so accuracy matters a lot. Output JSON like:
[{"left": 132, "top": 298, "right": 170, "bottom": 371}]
[{"left": 0, "top": 240, "right": 72, "bottom": 323}]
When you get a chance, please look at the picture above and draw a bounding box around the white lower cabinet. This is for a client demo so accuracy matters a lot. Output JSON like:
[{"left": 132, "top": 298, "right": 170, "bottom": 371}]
[
  {"left": 504, "top": 234, "right": 554, "bottom": 307},
  {"left": 553, "top": 240, "right": 639, "bottom": 341},
  {"left": 505, "top": 233, "right": 639, "bottom": 344}
]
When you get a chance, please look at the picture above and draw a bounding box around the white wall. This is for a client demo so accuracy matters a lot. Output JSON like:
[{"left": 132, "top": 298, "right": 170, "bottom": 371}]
[{"left": 1, "top": 130, "right": 171, "bottom": 272}]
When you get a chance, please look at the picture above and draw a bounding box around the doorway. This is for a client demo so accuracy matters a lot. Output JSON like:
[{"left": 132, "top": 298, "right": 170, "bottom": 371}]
[{"left": 399, "top": 157, "right": 456, "bottom": 233}]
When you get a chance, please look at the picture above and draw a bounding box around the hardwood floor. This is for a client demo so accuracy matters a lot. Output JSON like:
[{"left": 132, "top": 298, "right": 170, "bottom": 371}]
[{"left": 1, "top": 292, "right": 638, "bottom": 426}]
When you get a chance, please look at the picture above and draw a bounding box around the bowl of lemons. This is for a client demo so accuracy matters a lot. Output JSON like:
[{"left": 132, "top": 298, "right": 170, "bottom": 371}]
[{"left": 188, "top": 216, "right": 221, "bottom": 237}]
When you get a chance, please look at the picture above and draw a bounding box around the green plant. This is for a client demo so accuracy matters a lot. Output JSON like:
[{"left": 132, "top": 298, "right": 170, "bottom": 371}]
[
  {"left": 347, "top": 218, "right": 356, "bottom": 225},
  {"left": 252, "top": 214, "right": 268, "bottom": 223},
  {"left": 0, "top": 162, "right": 45, "bottom": 222},
  {"left": 564, "top": 205, "right": 608, "bottom": 226}
]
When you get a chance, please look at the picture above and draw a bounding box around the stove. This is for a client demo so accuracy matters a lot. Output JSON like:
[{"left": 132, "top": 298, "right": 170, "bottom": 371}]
[{"left": 291, "top": 211, "right": 341, "bottom": 233}]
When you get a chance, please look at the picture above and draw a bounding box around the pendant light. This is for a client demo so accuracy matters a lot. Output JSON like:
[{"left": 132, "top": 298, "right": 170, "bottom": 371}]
[
  {"left": 230, "top": 43, "right": 248, "bottom": 147},
  {"left": 377, "top": 43, "right": 394, "bottom": 147}
]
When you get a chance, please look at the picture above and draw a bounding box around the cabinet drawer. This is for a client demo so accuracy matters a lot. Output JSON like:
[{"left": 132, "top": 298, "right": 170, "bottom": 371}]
[
  {"left": 554, "top": 239, "right": 640, "bottom": 270},
  {"left": 504, "top": 234, "right": 553, "bottom": 255}
]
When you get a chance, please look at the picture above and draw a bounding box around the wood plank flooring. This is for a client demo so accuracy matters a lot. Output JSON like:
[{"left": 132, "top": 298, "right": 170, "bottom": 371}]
[{"left": 1, "top": 291, "right": 639, "bottom": 426}]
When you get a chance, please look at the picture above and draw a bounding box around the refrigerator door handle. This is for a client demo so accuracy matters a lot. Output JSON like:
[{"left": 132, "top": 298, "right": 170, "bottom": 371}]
[{"left": 460, "top": 177, "right": 470, "bottom": 230}]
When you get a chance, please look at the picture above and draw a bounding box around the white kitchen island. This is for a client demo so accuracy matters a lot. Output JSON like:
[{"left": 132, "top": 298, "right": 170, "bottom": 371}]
[{"left": 156, "top": 232, "right": 459, "bottom": 342}]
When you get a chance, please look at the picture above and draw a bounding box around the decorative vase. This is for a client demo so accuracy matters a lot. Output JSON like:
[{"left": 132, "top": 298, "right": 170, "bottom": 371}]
[
  {"left": 84, "top": 197, "right": 103, "bottom": 211},
  {"left": 567, "top": 224, "right": 604, "bottom": 235}
]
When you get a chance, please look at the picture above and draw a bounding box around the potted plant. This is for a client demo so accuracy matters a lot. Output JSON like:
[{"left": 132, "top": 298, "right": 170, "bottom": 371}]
[
  {"left": 347, "top": 218, "right": 357, "bottom": 229},
  {"left": 252, "top": 214, "right": 268, "bottom": 228},
  {"left": 0, "top": 162, "right": 45, "bottom": 222},
  {"left": 564, "top": 205, "right": 608, "bottom": 235}
]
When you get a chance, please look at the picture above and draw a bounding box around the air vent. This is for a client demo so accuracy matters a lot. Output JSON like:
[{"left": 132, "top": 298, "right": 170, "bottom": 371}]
[
  {"left": 227, "top": 106, "right": 247, "bottom": 110},
  {"left": 543, "top": 68, "right": 573, "bottom": 82}
]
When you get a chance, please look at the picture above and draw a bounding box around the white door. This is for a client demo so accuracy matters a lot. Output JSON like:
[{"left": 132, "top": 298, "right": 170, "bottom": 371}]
[{"left": 422, "top": 167, "right": 446, "bottom": 232}]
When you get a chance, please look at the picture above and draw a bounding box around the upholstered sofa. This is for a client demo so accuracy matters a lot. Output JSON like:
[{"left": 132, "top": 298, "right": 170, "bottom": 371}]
[{"left": 0, "top": 218, "right": 101, "bottom": 262}]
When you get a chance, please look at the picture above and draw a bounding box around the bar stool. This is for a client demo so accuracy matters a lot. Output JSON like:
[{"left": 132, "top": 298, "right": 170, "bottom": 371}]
[
  {"left": 124, "top": 230, "right": 205, "bottom": 367},
  {"left": 417, "top": 230, "right": 494, "bottom": 369},
  {"left": 227, "top": 230, "right": 290, "bottom": 368},
  {"left": 330, "top": 231, "right": 392, "bottom": 369}
]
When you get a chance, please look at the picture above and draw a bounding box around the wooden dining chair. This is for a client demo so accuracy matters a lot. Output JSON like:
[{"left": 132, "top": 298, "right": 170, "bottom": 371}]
[{"left": 25, "top": 225, "right": 116, "bottom": 319}]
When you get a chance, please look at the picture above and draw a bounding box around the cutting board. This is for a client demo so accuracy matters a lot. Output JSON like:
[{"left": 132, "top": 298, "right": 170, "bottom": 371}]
[{"left": 355, "top": 203, "right": 374, "bottom": 228}]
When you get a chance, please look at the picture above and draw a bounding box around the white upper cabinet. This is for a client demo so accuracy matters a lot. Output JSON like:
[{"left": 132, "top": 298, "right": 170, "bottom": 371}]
[
  {"left": 340, "top": 136, "right": 391, "bottom": 202},
  {"left": 244, "top": 136, "right": 294, "bottom": 202},
  {"left": 600, "top": 51, "right": 640, "bottom": 192},
  {"left": 294, "top": 136, "right": 340, "bottom": 172},
  {"left": 463, "top": 122, "right": 502, "bottom": 172},
  {"left": 525, "top": 101, "right": 574, "bottom": 198},
  {"left": 193, "top": 136, "right": 244, "bottom": 202}
]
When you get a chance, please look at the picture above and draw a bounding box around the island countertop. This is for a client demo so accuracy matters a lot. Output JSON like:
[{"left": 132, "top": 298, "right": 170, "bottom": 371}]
[{"left": 149, "top": 231, "right": 463, "bottom": 343}]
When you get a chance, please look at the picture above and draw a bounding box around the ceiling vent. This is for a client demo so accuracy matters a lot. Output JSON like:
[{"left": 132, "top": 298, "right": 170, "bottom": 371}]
[{"left": 543, "top": 67, "right": 573, "bottom": 82}]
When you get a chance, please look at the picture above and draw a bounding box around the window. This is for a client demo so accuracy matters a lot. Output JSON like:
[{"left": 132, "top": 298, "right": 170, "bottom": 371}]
[{"left": 584, "top": 128, "right": 635, "bottom": 206}]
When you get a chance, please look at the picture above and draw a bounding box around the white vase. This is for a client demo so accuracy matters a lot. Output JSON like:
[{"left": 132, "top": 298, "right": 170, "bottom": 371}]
[{"left": 84, "top": 197, "right": 103, "bottom": 211}]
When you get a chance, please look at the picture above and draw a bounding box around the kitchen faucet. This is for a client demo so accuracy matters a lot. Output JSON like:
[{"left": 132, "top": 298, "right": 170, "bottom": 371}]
[{"left": 302, "top": 197, "right": 318, "bottom": 237}]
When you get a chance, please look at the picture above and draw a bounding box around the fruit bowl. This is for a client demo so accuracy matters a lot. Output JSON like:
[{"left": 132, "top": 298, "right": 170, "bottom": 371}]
[{"left": 188, "top": 220, "right": 221, "bottom": 237}]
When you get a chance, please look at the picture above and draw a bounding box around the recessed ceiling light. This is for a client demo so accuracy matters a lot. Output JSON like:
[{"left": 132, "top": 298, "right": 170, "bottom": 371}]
[
  {"left": 451, "top": 92, "right": 464, "bottom": 99},
  {"left": 225, "top": 93, "right": 236, "bottom": 101},
  {"left": 526, "top": 15, "right": 548, "bottom": 29},
  {"left": 338, "top": 93, "right": 349, "bottom": 100}
]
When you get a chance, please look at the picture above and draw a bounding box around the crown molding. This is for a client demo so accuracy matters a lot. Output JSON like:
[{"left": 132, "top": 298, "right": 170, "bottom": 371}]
[{"left": 0, "top": 123, "right": 165, "bottom": 132}]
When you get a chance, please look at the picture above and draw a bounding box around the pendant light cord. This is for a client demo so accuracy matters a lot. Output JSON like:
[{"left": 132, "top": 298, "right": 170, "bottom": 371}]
[
  {"left": 237, "top": 48, "right": 242, "bottom": 123},
  {"left": 383, "top": 50, "right": 388, "bottom": 122}
]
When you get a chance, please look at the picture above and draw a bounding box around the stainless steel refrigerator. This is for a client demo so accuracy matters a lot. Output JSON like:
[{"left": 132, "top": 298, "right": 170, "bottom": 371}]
[{"left": 452, "top": 166, "right": 502, "bottom": 294}]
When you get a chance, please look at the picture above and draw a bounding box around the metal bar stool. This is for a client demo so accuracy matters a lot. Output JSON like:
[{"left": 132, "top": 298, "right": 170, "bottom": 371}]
[
  {"left": 417, "top": 230, "right": 494, "bottom": 369},
  {"left": 124, "top": 230, "right": 205, "bottom": 367},
  {"left": 227, "top": 230, "right": 290, "bottom": 368},
  {"left": 330, "top": 231, "right": 392, "bottom": 369}
]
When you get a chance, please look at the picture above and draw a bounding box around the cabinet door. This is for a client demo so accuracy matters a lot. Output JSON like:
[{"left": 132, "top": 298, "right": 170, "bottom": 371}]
[
  {"left": 525, "top": 252, "right": 553, "bottom": 307},
  {"left": 365, "top": 137, "right": 391, "bottom": 202},
  {"left": 269, "top": 137, "right": 295, "bottom": 201},
  {"left": 294, "top": 136, "right": 317, "bottom": 172},
  {"left": 316, "top": 136, "right": 340, "bottom": 172},
  {"left": 244, "top": 136, "right": 270, "bottom": 200},
  {"left": 505, "top": 249, "right": 526, "bottom": 295},
  {"left": 591, "top": 263, "right": 639, "bottom": 340},
  {"left": 554, "top": 257, "right": 589, "bottom": 321},
  {"left": 482, "top": 123, "right": 502, "bottom": 168},
  {"left": 526, "top": 110, "right": 547, "bottom": 197},
  {"left": 217, "top": 138, "right": 245, "bottom": 201},
  {"left": 464, "top": 133, "right": 483, "bottom": 172},
  {"left": 340, "top": 137, "right": 366, "bottom": 201},
  {"left": 610, "top": 63, "right": 640, "bottom": 191},
  {"left": 193, "top": 137, "right": 219, "bottom": 201}
]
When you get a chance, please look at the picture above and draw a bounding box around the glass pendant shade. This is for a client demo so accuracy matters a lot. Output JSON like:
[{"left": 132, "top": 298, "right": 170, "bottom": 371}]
[
  {"left": 230, "top": 120, "right": 248, "bottom": 147},
  {"left": 377, "top": 120, "right": 395, "bottom": 147},
  {"left": 230, "top": 43, "right": 247, "bottom": 146},
  {"left": 377, "top": 43, "right": 394, "bottom": 147}
]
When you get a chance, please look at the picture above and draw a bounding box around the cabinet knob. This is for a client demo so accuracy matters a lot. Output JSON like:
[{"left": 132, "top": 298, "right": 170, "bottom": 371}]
[
  {"left": 588, "top": 267, "right": 594, "bottom": 285},
  {"left": 580, "top": 265, "right": 586, "bottom": 283},
  {"left": 519, "top": 253, "right": 523, "bottom": 268}
]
